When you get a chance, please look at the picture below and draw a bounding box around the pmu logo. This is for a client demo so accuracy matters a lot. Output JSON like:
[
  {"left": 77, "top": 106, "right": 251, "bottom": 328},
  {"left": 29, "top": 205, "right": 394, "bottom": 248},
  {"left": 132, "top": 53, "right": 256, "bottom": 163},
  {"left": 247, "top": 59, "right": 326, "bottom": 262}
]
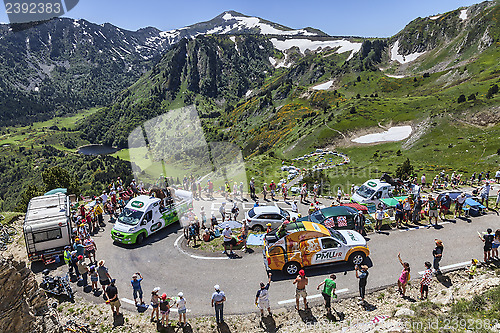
[{"left": 3, "top": 0, "right": 79, "bottom": 24}]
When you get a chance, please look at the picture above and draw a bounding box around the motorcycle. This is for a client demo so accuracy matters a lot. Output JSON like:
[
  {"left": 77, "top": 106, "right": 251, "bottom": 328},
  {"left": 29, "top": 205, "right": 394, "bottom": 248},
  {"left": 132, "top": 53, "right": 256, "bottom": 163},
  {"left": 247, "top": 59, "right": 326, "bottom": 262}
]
[{"left": 40, "top": 269, "right": 74, "bottom": 300}]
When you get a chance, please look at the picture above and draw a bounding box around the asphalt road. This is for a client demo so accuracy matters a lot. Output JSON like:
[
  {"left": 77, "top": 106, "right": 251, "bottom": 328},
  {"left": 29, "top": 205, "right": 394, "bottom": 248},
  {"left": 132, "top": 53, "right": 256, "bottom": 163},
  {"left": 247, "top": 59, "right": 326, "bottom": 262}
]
[{"left": 84, "top": 193, "right": 498, "bottom": 317}]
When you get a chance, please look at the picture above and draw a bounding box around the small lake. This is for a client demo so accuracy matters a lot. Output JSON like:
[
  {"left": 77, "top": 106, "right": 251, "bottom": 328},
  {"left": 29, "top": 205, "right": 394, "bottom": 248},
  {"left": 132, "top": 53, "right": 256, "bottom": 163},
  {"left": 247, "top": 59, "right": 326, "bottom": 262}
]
[
  {"left": 78, "top": 144, "right": 119, "bottom": 155},
  {"left": 352, "top": 126, "right": 412, "bottom": 144}
]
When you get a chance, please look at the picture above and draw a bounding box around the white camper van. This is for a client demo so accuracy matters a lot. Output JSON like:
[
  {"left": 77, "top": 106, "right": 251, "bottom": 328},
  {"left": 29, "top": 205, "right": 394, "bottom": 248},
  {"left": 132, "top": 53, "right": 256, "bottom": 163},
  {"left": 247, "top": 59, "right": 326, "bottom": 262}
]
[
  {"left": 111, "top": 190, "right": 192, "bottom": 245},
  {"left": 24, "top": 193, "right": 72, "bottom": 264},
  {"left": 351, "top": 179, "right": 393, "bottom": 206}
]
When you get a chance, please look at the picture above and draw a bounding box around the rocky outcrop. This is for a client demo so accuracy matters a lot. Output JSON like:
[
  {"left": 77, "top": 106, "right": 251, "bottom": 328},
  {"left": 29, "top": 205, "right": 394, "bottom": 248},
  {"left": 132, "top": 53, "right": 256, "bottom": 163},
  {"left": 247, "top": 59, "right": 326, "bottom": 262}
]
[{"left": 0, "top": 255, "right": 50, "bottom": 333}]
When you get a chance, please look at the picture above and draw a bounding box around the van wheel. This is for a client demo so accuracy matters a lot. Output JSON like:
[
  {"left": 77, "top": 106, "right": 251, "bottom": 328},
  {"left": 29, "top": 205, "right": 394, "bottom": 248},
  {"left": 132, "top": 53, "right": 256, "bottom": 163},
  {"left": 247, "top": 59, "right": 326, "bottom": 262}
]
[
  {"left": 136, "top": 233, "right": 145, "bottom": 245},
  {"left": 349, "top": 252, "right": 366, "bottom": 265},
  {"left": 283, "top": 262, "right": 301, "bottom": 276},
  {"left": 252, "top": 225, "right": 264, "bottom": 232}
]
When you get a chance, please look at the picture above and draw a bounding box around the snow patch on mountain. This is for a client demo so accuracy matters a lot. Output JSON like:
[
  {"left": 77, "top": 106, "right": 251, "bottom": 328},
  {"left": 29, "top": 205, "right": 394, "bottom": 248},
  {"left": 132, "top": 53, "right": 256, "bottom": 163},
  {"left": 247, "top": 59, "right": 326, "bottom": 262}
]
[
  {"left": 312, "top": 80, "right": 334, "bottom": 90},
  {"left": 429, "top": 15, "right": 442, "bottom": 20},
  {"left": 459, "top": 9, "right": 468, "bottom": 20},
  {"left": 270, "top": 38, "right": 361, "bottom": 59},
  {"left": 222, "top": 12, "right": 316, "bottom": 36},
  {"left": 390, "top": 40, "right": 426, "bottom": 64}
]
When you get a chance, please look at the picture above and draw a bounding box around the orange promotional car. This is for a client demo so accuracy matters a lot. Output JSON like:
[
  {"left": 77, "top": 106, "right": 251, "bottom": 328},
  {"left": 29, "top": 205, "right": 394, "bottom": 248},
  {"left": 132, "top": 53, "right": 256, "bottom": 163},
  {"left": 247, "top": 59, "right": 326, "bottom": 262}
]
[{"left": 264, "top": 221, "right": 370, "bottom": 275}]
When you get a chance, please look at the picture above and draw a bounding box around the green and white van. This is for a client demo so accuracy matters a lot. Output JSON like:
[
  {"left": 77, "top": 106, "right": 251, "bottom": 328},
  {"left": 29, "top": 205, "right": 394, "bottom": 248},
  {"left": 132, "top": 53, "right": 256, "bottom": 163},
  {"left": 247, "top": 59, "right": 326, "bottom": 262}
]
[{"left": 111, "top": 191, "right": 192, "bottom": 245}]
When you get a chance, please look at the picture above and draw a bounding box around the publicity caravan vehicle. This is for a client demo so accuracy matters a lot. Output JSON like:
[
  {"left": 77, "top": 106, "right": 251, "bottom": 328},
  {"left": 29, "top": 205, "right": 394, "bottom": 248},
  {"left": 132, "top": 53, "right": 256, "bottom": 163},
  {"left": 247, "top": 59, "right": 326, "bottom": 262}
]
[
  {"left": 23, "top": 193, "right": 72, "bottom": 264},
  {"left": 264, "top": 221, "right": 370, "bottom": 275},
  {"left": 351, "top": 179, "right": 394, "bottom": 208},
  {"left": 111, "top": 189, "right": 192, "bottom": 245},
  {"left": 297, "top": 206, "right": 359, "bottom": 230}
]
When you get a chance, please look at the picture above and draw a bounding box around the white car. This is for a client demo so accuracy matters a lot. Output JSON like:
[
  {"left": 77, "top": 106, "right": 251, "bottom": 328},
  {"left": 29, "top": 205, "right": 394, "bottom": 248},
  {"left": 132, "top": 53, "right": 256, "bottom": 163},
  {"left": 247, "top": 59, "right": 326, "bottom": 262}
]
[{"left": 245, "top": 206, "right": 298, "bottom": 232}]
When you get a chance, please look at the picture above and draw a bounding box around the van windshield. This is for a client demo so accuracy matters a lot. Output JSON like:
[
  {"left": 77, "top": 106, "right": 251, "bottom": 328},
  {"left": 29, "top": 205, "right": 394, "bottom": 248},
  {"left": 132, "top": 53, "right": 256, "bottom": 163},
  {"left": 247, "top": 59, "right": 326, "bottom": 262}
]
[
  {"left": 117, "top": 208, "right": 143, "bottom": 226},
  {"left": 356, "top": 185, "right": 376, "bottom": 199}
]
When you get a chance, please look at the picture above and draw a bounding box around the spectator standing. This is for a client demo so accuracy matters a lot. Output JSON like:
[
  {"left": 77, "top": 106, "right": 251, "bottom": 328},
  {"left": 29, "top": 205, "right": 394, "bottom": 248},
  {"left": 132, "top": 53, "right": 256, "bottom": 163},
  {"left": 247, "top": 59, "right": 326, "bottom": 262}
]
[
  {"left": 262, "top": 183, "right": 268, "bottom": 201},
  {"left": 479, "top": 228, "right": 494, "bottom": 262},
  {"left": 239, "top": 182, "right": 244, "bottom": 200},
  {"left": 269, "top": 181, "right": 276, "bottom": 201},
  {"left": 77, "top": 255, "right": 89, "bottom": 286},
  {"left": 421, "top": 174, "right": 426, "bottom": 188},
  {"left": 231, "top": 202, "right": 240, "bottom": 221},
  {"left": 354, "top": 211, "right": 366, "bottom": 236},
  {"left": 316, "top": 274, "right": 337, "bottom": 315},
  {"left": 395, "top": 200, "right": 404, "bottom": 228},
  {"left": 420, "top": 262, "right": 432, "bottom": 300},
  {"left": 211, "top": 285, "right": 226, "bottom": 324},
  {"left": 492, "top": 229, "right": 500, "bottom": 259},
  {"left": 105, "top": 279, "right": 121, "bottom": 317},
  {"left": 73, "top": 238, "right": 85, "bottom": 257},
  {"left": 159, "top": 293, "right": 170, "bottom": 326},
  {"left": 83, "top": 237, "right": 97, "bottom": 265},
  {"left": 177, "top": 292, "right": 187, "bottom": 327},
  {"left": 427, "top": 195, "right": 439, "bottom": 226},
  {"left": 240, "top": 220, "right": 249, "bottom": 252},
  {"left": 413, "top": 197, "right": 423, "bottom": 223},
  {"left": 455, "top": 193, "right": 467, "bottom": 218},
  {"left": 255, "top": 273, "right": 272, "bottom": 317},
  {"left": 293, "top": 269, "right": 308, "bottom": 310},
  {"left": 375, "top": 205, "right": 384, "bottom": 233},
  {"left": 97, "top": 260, "right": 112, "bottom": 292},
  {"left": 439, "top": 194, "right": 451, "bottom": 221},
  {"left": 63, "top": 246, "right": 73, "bottom": 273},
  {"left": 291, "top": 200, "right": 298, "bottom": 213},
  {"left": 131, "top": 272, "right": 144, "bottom": 306},
  {"left": 222, "top": 226, "right": 234, "bottom": 256},
  {"left": 89, "top": 265, "right": 99, "bottom": 292},
  {"left": 496, "top": 189, "right": 500, "bottom": 209},
  {"left": 480, "top": 182, "right": 491, "bottom": 208},
  {"left": 355, "top": 265, "right": 369, "bottom": 304},
  {"left": 432, "top": 239, "right": 444, "bottom": 275},
  {"left": 249, "top": 177, "right": 256, "bottom": 199},
  {"left": 219, "top": 202, "right": 226, "bottom": 223},
  {"left": 396, "top": 253, "right": 410, "bottom": 297},
  {"left": 300, "top": 184, "right": 307, "bottom": 203}
]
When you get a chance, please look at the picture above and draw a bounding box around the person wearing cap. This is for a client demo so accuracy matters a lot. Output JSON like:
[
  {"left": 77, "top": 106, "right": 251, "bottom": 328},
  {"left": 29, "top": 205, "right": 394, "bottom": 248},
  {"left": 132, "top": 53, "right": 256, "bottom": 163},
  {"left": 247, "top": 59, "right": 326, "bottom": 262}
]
[
  {"left": 73, "top": 238, "right": 85, "bottom": 258},
  {"left": 105, "top": 279, "right": 121, "bottom": 316},
  {"left": 253, "top": 200, "right": 259, "bottom": 207},
  {"left": 77, "top": 255, "right": 89, "bottom": 286},
  {"left": 277, "top": 220, "right": 290, "bottom": 239},
  {"left": 355, "top": 265, "right": 369, "bottom": 304},
  {"left": 439, "top": 194, "right": 451, "bottom": 221},
  {"left": 131, "top": 272, "right": 144, "bottom": 306},
  {"left": 93, "top": 199, "right": 104, "bottom": 231},
  {"left": 308, "top": 203, "right": 315, "bottom": 216},
  {"left": 210, "top": 213, "right": 218, "bottom": 231},
  {"left": 249, "top": 177, "right": 256, "bottom": 199},
  {"left": 255, "top": 273, "right": 272, "bottom": 317},
  {"left": 427, "top": 195, "right": 439, "bottom": 226},
  {"left": 63, "top": 246, "right": 73, "bottom": 273},
  {"left": 231, "top": 202, "right": 239, "bottom": 221},
  {"left": 266, "top": 223, "right": 273, "bottom": 234},
  {"left": 466, "top": 259, "right": 478, "bottom": 279},
  {"left": 293, "top": 269, "right": 308, "bottom": 310},
  {"left": 432, "top": 239, "right": 444, "bottom": 275},
  {"left": 83, "top": 236, "right": 97, "bottom": 265},
  {"left": 222, "top": 226, "right": 234, "bottom": 256},
  {"left": 97, "top": 260, "right": 112, "bottom": 292},
  {"left": 176, "top": 292, "right": 187, "bottom": 327},
  {"left": 70, "top": 251, "right": 81, "bottom": 279},
  {"left": 354, "top": 211, "right": 366, "bottom": 236},
  {"left": 159, "top": 293, "right": 170, "bottom": 326},
  {"left": 317, "top": 274, "right": 337, "bottom": 315},
  {"left": 211, "top": 285, "right": 226, "bottom": 324}
]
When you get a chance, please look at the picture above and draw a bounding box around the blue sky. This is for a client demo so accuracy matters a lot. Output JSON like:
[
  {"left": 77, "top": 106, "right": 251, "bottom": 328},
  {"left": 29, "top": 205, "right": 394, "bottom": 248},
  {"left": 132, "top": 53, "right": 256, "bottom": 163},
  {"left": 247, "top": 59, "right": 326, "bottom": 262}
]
[{"left": 1, "top": 0, "right": 484, "bottom": 37}]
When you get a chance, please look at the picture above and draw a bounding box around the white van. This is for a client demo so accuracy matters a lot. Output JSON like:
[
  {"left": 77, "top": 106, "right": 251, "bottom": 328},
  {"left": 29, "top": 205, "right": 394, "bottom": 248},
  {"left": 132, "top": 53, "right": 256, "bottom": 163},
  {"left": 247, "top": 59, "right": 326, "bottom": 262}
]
[
  {"left": 111, "top": 190, "right": 192, "bottom": 245},
  {"left": 24, "top": 193, "right": 72, "bottom": 264},
  {"left": 351, "top": 179, "right": 393, "bottom": 206}
]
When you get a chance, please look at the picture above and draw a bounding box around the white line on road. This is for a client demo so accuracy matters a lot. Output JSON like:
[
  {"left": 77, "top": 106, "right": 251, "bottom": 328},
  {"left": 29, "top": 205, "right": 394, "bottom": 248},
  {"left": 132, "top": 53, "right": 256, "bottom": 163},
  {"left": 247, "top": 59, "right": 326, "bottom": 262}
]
[
  {"left": 174, "top": 235, "right": 229, "bottom": 260},
  {"left": 277, "top": 288, "right": 349, "bottom": 305},
  {"left": 418, "top": 261, "right": 470, "bottom": 275},
  {"left": 121, "top": 298, "right": 191, "bottom": 312}
]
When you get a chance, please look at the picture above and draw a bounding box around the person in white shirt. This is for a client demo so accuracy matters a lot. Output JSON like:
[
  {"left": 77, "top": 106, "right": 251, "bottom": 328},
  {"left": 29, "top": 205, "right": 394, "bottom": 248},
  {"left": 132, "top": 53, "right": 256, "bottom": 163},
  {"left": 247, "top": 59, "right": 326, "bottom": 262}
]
[
  {"left": 176, "top": 292, "right": 187, "bottom": 327},
  {"left": 455, "top": 193, "right": 467, "bottom": 218},
  {"left": 255, "top": 273, "right": 272, "bottom": 317},
  {"left": 375, "top": 205, "right": 384, "bottom": 233},
  {"left": 100, "top": 191, "right": 108, "bottom": 204},
  {"left": 222, "top": 226, "right": 234, "bottom": 256},
  {"left": 480, "top": 182, "right": 491, "bottom": 208},
  {"left": 291, "top": 200, "right": 298, "bottom": 213}
]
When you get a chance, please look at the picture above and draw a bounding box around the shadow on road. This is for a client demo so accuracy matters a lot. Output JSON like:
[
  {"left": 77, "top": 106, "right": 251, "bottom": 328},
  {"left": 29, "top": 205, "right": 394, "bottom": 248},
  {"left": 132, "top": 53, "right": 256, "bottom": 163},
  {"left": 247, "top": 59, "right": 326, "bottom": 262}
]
[
  {"left": 326, "top": 308, "right": 345, "bottom": 322},
  {"left": 112, "top": 313, "right": 124, "bottom": 327},
  {"left": 269, "top": 258, "right": 374, "bottom": 281},
  {"left": 113, "top": 224, "right": 182, "bottom": 249},
  {"left": 361, "top": 301, "right": 377, "bottom": 311},
  {"left": 30, "top": 260, "right": 65, "bottom": 274},
  {"left": 217, "top": 322, "right": 231, "bottom": 333}
]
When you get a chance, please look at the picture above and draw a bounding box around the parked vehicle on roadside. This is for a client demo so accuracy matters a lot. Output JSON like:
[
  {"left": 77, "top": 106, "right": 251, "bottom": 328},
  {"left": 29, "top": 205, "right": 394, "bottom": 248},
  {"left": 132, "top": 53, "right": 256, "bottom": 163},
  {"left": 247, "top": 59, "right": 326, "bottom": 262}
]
[{"left": 245, "top": 206, "right": 298, "bottom": 232}]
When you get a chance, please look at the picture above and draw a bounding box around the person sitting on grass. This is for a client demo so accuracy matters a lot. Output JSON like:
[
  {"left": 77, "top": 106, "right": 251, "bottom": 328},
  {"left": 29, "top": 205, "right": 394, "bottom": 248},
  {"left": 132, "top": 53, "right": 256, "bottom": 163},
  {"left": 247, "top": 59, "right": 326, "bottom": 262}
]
[{"left": 465, "top": 259, "right": 478, "bottom": 279}]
